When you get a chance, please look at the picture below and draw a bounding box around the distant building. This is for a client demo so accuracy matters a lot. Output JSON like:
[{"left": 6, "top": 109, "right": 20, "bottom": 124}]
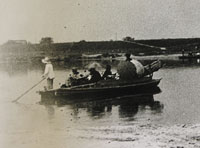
[{"left": 6, "top": 40, "right": 27, "bottom": 45}]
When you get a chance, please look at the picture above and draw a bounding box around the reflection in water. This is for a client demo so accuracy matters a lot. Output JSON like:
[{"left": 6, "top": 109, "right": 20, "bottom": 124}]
[
  {"left": 40, "top": 91, "right": 164, "bottom": 120},
  {"left": 119, "top": 104, "right": 139, "bottom": 118},
  {"left": 87, "top": 103, "right": 107, "bottom": 118},
  {"left": 0, "top": 62, "right": 29, "bottom": 76},
  {"left": 2, "top": 58, "right": 200, "bottom": 79},
  {"left": 45, "top": 105, "right": 55, "bottom": 120}
]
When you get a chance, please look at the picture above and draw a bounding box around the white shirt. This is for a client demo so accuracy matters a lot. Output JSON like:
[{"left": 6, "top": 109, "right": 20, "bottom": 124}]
[
  {"left": 131, "top": 59, "right": 145, "bottom": 75},
  {"left": 43, "top": 63, "right": 55, "bottom": 79}
]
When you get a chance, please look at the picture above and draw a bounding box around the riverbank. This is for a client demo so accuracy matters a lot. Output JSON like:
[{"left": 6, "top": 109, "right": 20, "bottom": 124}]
[
  {"left": 0, "top": 53, "right": 182, "bottom": 64},
  {"left": 1, "top": 37, "right": 199, "bottom": 63},
  {"left": 69, "top": 123, "right": 200, "bottom": 148}
]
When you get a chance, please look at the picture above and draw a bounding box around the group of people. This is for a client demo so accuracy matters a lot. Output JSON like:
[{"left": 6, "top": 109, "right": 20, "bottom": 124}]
[
  {"left": 65, "top": 64, "right": 115, "bottom": 87},
  {"left": 41, "top": 53, "right": 145, "bottom": 89}
]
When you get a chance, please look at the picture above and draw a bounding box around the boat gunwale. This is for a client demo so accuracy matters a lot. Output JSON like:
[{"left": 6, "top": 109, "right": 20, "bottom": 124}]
[{"left": 42, "top": 78, "right": 161, "bottom": 93}]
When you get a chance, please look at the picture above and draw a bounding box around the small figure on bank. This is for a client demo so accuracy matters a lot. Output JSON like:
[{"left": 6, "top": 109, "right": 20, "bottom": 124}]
[
  {"left": 42, "top": 57, "right": 55, "bottom": 90},
  {"left": 188, "top": 52, "right": 193, "bottom": 57},
  {"left": 182, "top": 49, "right": 185, "bottom": 57},
  {"left": 88, "top": 68, "right": 102, "bottom": 83}
]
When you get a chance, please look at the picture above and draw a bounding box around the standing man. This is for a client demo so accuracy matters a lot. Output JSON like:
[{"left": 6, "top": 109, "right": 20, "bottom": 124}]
[{"left": 42, "top": 57, "right": 55, "bottom": 90}]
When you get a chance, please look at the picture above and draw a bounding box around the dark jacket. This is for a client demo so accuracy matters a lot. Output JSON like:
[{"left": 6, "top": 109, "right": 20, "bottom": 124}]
[
  {"left": 90, "top": 70, "right": 102, "bottom": 83},
  {"left": 102, "top": 70, "right": 112, "bottom": 79}
]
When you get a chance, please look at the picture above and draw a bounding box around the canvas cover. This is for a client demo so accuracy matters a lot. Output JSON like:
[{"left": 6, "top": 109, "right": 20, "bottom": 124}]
[{"left": 117, "top": 61, "right": 137, "bottom": 81}]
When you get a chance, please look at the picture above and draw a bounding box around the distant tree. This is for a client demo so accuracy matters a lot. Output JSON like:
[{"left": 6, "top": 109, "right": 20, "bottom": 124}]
[
  {"left": 123, "top": 36, "right": 135, "bottom": 42},
  {"left": 40, "top": 37, "right": 53, "bottom": 45},
  {"left": 78, "top": 40, "right": 87, "bottom": 50},
  {"left": 79, "top": 40, "right": 86, "bottom": 43}
]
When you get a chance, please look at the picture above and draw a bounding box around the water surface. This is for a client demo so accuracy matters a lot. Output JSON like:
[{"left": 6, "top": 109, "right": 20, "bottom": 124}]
[{"left": 0, "top": 59, "right": 200, "bottom": 148}]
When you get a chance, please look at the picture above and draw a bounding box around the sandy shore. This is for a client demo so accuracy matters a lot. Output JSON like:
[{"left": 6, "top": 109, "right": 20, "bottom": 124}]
[{"left": 71, "top": 123, "right": 200, "bottom": 148}]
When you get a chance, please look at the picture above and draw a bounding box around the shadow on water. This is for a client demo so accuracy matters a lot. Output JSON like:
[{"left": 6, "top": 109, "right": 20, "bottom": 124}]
[
  {"left": 118, "top": 95, "right": 163, "bottom": 118},
  {"left": 39, "top": 87, "right": 163, "bottom": 119}
]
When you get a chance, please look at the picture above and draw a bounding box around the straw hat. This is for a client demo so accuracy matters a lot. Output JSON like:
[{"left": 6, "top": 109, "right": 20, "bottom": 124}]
[
  {"left": 86, "top": 62, "right": 102, "bottom": 70},
  {"left": 42, "top": 57, "right": 51, "bottom": 64}
]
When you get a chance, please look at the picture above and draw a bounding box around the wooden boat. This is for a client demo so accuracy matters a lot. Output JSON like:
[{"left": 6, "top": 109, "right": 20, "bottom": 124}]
[
  {"left": 179, "top": 52, "right": 200, "bottom": 60},
  {"left": 39, "top": 77, "right": 161, "bottom": 100},
  {"left": 179, "top": 55, "right": 200, "bottom": 60}
]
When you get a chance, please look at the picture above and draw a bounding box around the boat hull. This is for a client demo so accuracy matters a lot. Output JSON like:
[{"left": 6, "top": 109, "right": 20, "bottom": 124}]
[
  {"left": 179, "top": 55, "right": 200, "bottom": 59},
  {"left": 39, "top": 78, "right": 161, "bottom": 100}
]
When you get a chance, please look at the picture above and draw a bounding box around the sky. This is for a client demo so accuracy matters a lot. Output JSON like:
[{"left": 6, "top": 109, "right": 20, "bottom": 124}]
[{"left": 1, "top": 0, "right": 200, "bottom": 44}]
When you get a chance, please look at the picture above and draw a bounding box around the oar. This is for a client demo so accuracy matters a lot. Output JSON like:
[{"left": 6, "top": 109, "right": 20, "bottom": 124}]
[{"left": 12, "top": 78, "right": 46, "bottom": 103}]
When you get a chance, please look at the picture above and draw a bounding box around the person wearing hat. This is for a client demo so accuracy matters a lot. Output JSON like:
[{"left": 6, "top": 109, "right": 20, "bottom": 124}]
[
  {"left": 71, "top": 68, "right": 80, "bottom": 79},
  {"left": 125, "top": 53, "right": 132, "bottom": 62},
  {"left": 42, "top": 57, "right": 55, "bottom": 89},
  {"left": 66, "top": 68, "right": 83, "bottom": 86}
]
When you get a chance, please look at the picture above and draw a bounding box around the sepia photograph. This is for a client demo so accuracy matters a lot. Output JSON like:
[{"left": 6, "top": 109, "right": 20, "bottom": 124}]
[{"left": 1, "top": 0, "right": 200, "bottom": 147}]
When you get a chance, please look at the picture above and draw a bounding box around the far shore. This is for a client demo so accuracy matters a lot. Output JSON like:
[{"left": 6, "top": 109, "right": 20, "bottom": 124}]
[{"left": 0, "top": 53, "right": 183, "bottom": 64}]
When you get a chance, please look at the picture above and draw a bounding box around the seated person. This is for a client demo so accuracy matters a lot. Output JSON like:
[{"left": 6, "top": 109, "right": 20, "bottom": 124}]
[
  {"left": 102, "top": 65, "right": 115, "bottom": 80},
  {"left": 72, "top": 68, "right": 81, "bottom": 78},
  {"left": 188, "top": 52, "right": 193, "bottom": 57},
  {"left": 66, "top": 68, "right": 82, "bottom": 86},
  {"left": 88, "top": 68, "right": 102, "bottom": 83}
]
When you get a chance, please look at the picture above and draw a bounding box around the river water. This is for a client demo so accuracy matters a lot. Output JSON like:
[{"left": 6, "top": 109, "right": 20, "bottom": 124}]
[{"left": 0, "top": 59, "right": 200, "bottom": 148}]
